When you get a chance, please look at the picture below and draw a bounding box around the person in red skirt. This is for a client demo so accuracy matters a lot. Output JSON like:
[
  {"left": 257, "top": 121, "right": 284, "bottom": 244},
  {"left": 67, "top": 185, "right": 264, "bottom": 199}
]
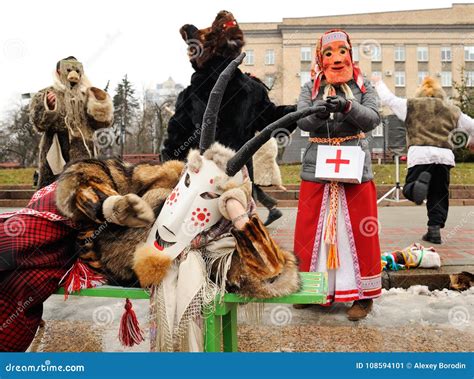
[{"left": 294, "top": 29, "right": 382, "bottom": 320}]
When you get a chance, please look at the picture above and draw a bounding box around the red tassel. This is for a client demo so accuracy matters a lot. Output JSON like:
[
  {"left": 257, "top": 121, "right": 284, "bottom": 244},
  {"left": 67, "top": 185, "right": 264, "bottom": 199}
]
[
  {"left": 119, "top": 298, "right": 144, "bottom": 347},
  {"left": 59, "top": 260, "right": 106, "bottom": 299}
]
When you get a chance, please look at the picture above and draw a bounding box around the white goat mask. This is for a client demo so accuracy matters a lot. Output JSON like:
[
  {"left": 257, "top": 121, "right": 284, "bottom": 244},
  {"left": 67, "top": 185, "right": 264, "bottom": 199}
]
[{"left": 146, "top": 156, "right": 243, "bottom": 259}]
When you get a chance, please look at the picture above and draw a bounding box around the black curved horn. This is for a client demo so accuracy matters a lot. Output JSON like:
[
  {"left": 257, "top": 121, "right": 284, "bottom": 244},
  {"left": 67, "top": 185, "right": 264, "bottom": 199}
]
[
  {"left": 199, "top": 52, "right": 246, "bottom": 154},
  {"left": 226, "top": 105, "right": 327, "bottom": 177}
]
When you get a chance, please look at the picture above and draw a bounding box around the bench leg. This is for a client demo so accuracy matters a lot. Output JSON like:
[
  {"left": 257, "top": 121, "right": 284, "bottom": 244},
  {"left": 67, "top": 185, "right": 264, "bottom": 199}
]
[
  {"left": 204, "top": 312, "right": 222, "bottom": 352},
  {"left": 222, "top": 304, "right": 238, "bottom": 352}
]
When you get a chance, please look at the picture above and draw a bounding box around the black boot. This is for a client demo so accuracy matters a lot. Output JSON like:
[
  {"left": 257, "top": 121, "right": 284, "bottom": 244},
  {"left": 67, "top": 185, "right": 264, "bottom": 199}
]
[
  {"left": 422, "top": 225, "right": 442, "bottom": 244},
  {"left": 412, "top": 171, "right": 431, "bottom": 205},
  {"left": 264, "top": 208, "right": 282, "bottom": 226}
]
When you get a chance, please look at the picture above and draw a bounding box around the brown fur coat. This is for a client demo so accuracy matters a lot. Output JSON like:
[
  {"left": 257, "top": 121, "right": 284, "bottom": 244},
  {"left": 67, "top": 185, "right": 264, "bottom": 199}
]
[
  {"left": 55, "top": 153, "right": 300, "bottom": 298},
  {"left": 30, "top": 84, "right": 113, "bottom": 188}
]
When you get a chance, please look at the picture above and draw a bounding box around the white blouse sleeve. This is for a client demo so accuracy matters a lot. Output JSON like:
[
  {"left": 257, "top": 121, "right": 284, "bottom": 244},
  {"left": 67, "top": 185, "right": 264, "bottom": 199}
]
[
  {"left": 374, "top": 81, "right": 407, "bottom": 121},
  {"left": 457, "top": 113, "right": 474, "bottom": 137}
]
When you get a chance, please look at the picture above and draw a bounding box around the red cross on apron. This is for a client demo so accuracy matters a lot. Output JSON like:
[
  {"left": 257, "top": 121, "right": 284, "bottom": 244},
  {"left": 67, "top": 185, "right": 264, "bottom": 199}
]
[{"left": 325, "top": 149, "right": 350, "bottom": 173}]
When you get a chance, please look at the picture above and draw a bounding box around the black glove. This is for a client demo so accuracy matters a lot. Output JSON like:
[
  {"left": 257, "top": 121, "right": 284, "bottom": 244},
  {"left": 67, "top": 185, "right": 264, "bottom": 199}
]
[
  {"left": 326, "top": 95, "right": 350, "bottom": 113},
  {"left": 312, "top": 100, "right": 330, "bottom": 120}
]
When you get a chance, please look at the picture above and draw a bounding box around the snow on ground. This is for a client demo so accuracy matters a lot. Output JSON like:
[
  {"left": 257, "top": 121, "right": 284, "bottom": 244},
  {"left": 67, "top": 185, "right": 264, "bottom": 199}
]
[{"left": 37, "top": 286, "right": 473, "bottom": 352}]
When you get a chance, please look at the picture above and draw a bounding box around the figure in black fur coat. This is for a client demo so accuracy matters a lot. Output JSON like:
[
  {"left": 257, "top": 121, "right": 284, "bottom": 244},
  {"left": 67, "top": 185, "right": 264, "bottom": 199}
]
[
  {"left": 162, "top": 10, "right": 295, "bottom": 225},
  {"left": 29, "top": 57, "right": 113, "bottom": 188}
]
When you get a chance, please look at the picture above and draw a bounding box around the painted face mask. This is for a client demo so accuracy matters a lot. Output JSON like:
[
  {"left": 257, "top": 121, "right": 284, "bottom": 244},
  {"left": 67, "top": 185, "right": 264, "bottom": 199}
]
[
  {"left": 311, "top": 30, "right": 366, "bottom": 100},
  {"left": 321, "top": 33, "right": 353, "bottom": 85},
  {"left": 58, "top": 60, "right": 83, "bottom": 88},
  {"left": 147, "top": 157, "right": 243, "bottom": 260}
]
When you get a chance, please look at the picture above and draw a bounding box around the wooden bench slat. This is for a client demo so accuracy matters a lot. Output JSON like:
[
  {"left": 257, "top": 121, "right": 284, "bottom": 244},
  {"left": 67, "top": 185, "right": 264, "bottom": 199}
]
[
  {"left": 53, "top": 272, "right": 328, "bottom": 304},
  {"left": 55, "top": 286, "right": 149, "bottom": 299}
]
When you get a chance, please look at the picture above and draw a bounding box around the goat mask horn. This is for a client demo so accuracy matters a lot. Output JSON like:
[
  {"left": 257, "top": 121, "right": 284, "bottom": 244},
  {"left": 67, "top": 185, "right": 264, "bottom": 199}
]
[
  {"left": 199, "top": 52, "right": 246, "bottom": 154},
  {"left": 226, "top": 105, "right": 327, "bottom": 177}
]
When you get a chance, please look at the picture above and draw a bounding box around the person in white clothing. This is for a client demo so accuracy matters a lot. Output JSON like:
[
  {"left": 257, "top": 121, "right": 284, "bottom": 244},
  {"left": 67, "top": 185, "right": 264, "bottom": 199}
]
[{"left": 373, "top": 75, "right": 474, "bottom": 244}]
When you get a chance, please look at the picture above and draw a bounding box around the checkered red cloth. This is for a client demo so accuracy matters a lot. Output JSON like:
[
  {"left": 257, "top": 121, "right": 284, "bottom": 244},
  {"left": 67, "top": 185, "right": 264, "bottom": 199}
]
[{"left": 0, "top": 183, "right": 78, "bottom": 351}]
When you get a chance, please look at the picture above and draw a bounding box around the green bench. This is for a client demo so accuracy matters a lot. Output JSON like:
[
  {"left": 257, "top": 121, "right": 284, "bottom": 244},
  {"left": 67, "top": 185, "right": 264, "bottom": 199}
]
[{"left": 54, "top": 271, "right": 328, "bottom": 352}]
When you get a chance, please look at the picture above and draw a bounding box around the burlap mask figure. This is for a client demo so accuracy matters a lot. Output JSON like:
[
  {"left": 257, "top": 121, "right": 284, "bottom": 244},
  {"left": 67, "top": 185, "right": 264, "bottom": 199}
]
[
  {"left": 29, "top": 56, "right": 113, "bottom": 188},
  {"left": 57, "top": 59, "right": 85, "bottom": 89}
]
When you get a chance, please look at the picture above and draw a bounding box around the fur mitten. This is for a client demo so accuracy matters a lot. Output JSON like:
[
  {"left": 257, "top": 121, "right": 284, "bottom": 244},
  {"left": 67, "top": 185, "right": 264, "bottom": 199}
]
[
  {"left": 217, "top": 178, "right": 252, "bottom": 220},
  {"left": 102, "top": 194, "right": 154, "bottom": 227},
  {"left": 86, "top": 87, "right": 113, "bottom": 123}
]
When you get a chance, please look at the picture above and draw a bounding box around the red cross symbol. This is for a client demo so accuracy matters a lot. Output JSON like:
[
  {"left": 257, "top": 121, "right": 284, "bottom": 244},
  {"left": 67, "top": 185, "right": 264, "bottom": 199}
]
[{"left": 326, "top": 149, "right": 350, "bottom": 173}]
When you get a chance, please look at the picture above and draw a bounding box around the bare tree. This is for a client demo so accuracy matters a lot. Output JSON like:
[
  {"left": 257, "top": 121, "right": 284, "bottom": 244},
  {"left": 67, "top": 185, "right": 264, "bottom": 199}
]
[{"left": 0, "top": 102, "right": 40, "bottom": 166}]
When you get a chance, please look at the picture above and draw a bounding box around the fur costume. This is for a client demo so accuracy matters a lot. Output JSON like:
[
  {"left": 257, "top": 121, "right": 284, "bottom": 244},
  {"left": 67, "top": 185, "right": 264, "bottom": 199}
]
[
  {"left": 406, "top": 77, "right": 461, "bottom": 149},
  {"left": 162, "top": 10, "right": 296, "bottom": 181},
  {"left": 252, "top": 137, "right": 282, "bottom": 187},
  {"left": 30, "top": 57, "right": 113, "bottom": 188}
]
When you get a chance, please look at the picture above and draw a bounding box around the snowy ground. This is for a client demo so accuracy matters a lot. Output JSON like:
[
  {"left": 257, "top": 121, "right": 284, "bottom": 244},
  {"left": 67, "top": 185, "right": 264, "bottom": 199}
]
[{"left": 34, "top": 286, "right": 473, "bottom": 352}]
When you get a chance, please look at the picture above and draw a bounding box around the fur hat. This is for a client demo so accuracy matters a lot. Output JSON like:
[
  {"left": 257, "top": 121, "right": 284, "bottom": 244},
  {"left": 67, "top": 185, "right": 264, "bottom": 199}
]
[
  {"left": 180, "top": 10, "right": 245, "bottom": 69},
  {"left": 415, "top": 77, "right": 446, "bottom": 99}
]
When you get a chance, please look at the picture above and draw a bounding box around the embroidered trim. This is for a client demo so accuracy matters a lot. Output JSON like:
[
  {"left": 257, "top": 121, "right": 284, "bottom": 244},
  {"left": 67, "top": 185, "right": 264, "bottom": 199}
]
[
  {"left": 309, "top": 184, "right": 330, "bottom": 271},
  {"left": 339, "top": 186, "right": 364, "bottom": 298},
  {"left": 361, "top": 275, "right": 382, "bottom": 291},
  {"left": 29, "top": 182, "right": 57, "bottom": 203}
]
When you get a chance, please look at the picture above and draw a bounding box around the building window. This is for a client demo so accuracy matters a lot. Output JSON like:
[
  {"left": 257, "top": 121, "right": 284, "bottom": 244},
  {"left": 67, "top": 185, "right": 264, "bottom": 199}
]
[
  {"left": 372, "top": 124, "right": 384, "bottom": 137},
  {"left": 265, "top": 49, "right": 275, "bottom": 65},
  {"left": 395, "top": 71, "right": 405, "bottom": 87},
  {"left": 465, "top": 46, "right": 474, "bottom": 61},
  {"left": 301, "top": 47, "right": 312, "bottom": 62},
  {"left": 352, "top": 45, "right": 359, "bottom": 62},
  {"left": 394, "top": 46, "right": 405, "bottom": 62},
  {"left": 300, "top": 71, "right": 311, "bottom": 87},
  {"left": 418, "top": 71, "right": 429, "bottom": 85},
  {"left": 441, "top": 47, "right": 452, "bottom": 62},
  {"left": 300, "top": 130, "right": 309, "bottom": 137},
  {"left": 371, "top": 45, "right": 382, "bottom": 62},
  {"left": 244, "top": 50, "right": 254, "bottom": 65},
  {"left": 441, "top": 71, "right": 452, "bottom": 87},
  {"left": 417, "top": 47, "right": 429, "bottom": 62},
  {"left": 466, "top": 71, "right": 474, "bottom": 87}
]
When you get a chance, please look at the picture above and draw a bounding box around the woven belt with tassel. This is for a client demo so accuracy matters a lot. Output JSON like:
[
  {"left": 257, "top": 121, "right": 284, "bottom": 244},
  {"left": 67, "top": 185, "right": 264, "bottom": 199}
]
[{"left": 308, "top": 132, "right": 365, "bottom": 270}]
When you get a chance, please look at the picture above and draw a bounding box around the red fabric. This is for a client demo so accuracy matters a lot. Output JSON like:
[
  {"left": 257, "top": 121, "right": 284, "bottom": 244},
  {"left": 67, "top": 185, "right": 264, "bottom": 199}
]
[
  {"left": 0, "top": 183, "right": 77, "bottom": 351},
  {"left": 294, "top": 180, "right": 381, "bottom": 280}
]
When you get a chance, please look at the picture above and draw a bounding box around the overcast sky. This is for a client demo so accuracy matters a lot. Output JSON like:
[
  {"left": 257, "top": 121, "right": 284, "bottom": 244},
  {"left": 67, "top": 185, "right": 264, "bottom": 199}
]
[{"left": 0, "top": 0, "right": 472, "bottom": 115}]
